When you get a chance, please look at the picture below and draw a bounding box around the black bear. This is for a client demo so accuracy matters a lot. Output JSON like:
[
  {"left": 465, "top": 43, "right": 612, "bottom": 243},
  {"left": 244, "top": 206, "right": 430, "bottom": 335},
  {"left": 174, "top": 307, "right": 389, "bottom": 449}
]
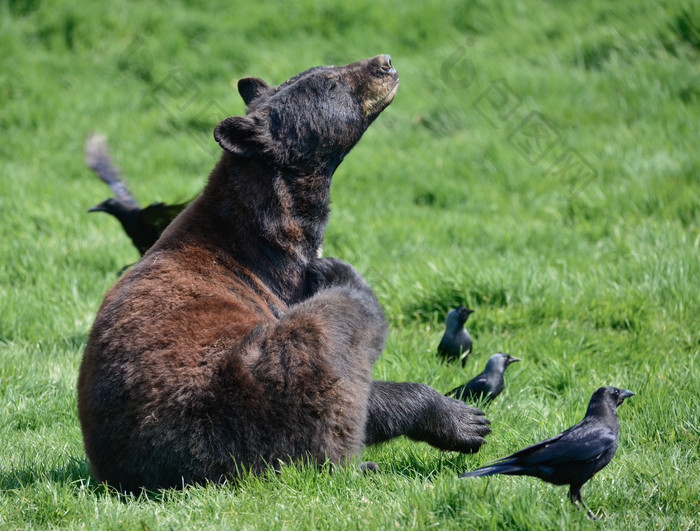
[{"left": 77, "top": 55, "right": 490, "bottom": 491}]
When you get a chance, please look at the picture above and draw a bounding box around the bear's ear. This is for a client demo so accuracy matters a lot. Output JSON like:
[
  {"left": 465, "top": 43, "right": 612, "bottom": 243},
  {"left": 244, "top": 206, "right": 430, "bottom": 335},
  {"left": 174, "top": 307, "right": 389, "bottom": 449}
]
[
  {"left": 214, "top": 116, "right": 260, "bottom": 157},
  {"left": 238, "top": 77, "right": 270, "bottom": 106}
]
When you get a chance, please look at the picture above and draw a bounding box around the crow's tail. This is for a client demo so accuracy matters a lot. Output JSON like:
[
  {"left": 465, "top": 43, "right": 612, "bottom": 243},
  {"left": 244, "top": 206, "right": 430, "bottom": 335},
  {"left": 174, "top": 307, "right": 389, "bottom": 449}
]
[
  {"left": 459, "top": 460, "right": 521, "bottom": 478},
  {"left": 85, "top": 133, "right": 136, "bottom": 205}
]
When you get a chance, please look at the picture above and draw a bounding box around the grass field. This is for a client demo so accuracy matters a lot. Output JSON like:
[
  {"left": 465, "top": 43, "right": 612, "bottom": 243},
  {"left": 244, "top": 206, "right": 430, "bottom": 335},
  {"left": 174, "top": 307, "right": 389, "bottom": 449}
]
[{"left": 1, "top": 0, "right": 699, "bottom": 528}]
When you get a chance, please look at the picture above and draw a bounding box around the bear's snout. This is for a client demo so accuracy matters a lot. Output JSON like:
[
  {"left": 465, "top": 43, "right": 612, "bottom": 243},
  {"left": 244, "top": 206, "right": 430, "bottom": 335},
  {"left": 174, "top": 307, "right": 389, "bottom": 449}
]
[{"left": 379, "top": 54, "right": 395, "bottom": 73}]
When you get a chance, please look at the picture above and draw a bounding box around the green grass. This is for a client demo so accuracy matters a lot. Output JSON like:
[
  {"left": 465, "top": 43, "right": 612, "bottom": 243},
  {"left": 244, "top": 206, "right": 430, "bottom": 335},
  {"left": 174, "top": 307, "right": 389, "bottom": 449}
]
[{"left": 1, "top": 0, "right": 699, "bottom": 528}]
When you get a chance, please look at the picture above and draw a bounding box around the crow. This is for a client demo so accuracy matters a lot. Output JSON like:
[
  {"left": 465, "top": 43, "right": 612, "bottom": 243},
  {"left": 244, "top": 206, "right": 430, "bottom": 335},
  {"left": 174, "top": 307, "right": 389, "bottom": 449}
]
[
  {"left": 85, "top": 133, "right": 188, "bottom": 256},
  {"left": 460, "top": 386, "right": 634, "bottom": 519},
  {"left": 437, "top": 306, "right": 474, "bottom": 366},
  {"left": 447, "top": 353, "right": 520, "bottom": 403}
]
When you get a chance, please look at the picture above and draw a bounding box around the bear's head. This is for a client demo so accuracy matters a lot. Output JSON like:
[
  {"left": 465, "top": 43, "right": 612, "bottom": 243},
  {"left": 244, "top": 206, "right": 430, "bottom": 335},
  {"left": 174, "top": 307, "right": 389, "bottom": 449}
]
[{"left": 214, "top": 55, "right": 398, "bottom": 174}]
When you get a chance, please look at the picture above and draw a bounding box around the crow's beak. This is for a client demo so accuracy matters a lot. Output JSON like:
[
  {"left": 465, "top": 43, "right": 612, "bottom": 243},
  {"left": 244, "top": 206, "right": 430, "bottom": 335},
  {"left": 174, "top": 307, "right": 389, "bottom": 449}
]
[
  {"left": 88, "top": 203, "right": 106, "bottom": 213},
  {"left": 506, "top": 355, "right": 521, "bottom": 365},
  {"left": 618, "top": 389, "right": 635, "bottom": 404}
]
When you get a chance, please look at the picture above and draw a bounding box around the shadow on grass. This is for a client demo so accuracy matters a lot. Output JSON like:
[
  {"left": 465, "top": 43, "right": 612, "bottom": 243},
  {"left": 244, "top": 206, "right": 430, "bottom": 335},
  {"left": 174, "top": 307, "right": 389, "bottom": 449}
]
[
  {"left": 366, "top": 443, "right": 477, "bottom": 481},
  {"left": 0, "top": 455, "right": 102, "bottom": 492},
  {"left": 0, "top": 447, "right": 492, "bottom": 501},
  {"left": 0, "top": 456, "right": 234, "bottom": 502},
  {"left": 402, "top": 282, "right": 512, "bottom": 324}
]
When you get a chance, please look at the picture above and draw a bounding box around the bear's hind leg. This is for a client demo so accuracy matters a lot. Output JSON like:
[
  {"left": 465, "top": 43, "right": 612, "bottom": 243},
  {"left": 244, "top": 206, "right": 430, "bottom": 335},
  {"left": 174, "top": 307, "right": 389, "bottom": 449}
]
[{"left": 241, "top": 281, "right": 387, "bottom": 467}]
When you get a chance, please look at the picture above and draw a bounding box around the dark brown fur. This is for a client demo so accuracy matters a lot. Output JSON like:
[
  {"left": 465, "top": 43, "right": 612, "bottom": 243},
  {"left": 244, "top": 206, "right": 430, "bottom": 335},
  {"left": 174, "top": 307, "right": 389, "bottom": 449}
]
[{"left": 78, "top": 56, "right": 490, "bottom": 491}]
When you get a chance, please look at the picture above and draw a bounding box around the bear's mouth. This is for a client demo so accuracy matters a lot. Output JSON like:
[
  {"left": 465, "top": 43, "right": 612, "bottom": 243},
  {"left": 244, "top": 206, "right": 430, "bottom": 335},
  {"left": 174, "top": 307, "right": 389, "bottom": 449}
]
[
  {"left": 385, "top": 78, "right": 400, "bottom": 102},
  {"left": 364, "top": 77, "right": 399, "bottom": 117}
]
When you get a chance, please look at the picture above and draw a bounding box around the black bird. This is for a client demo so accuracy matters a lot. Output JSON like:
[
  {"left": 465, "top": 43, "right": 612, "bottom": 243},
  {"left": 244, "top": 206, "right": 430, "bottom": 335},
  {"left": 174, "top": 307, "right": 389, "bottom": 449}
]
[
  {"left": 437, "top": 306, "right": 474, "bottom": 366},
  {"left": 460, "top": 386, "right": 634, "bottom": 520},
  {"left": 85, "top": 133, "right": 188, "bottom": 256},
  {"left": 447, "top": 352, "right": 521, "bottom": 403}
]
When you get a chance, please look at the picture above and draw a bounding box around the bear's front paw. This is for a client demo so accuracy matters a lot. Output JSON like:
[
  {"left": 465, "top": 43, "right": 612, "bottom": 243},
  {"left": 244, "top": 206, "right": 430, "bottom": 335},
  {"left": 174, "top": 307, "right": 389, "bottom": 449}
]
[
  {"left": 304, "top": 257, "right": 369, "bottom": 295},
  {"left": 425, "top": 399, "right": 491, "bottom": 454},
  {"left": 450, "top": 401, "right": 492, "bottom": 453}
]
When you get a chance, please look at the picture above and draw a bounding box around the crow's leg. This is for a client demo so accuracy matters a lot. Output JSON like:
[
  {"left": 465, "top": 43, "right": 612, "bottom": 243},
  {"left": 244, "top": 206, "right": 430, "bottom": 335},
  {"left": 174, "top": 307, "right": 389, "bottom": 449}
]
[{"left": 570, "top": 486, "right": 598, "bottom": 520}]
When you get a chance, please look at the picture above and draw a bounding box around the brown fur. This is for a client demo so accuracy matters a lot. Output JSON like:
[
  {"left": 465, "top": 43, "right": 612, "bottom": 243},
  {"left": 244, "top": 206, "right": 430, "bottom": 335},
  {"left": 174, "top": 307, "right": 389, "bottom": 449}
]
[{"left": 78, "top": 56, "right": 490, "bottom": 491}]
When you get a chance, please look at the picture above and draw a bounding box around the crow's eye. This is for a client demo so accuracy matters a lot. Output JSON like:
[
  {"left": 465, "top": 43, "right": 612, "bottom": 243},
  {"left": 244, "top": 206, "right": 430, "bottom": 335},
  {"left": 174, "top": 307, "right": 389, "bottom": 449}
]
[{"left": 613, "top": 389, "right": 619, "bottom": 396}]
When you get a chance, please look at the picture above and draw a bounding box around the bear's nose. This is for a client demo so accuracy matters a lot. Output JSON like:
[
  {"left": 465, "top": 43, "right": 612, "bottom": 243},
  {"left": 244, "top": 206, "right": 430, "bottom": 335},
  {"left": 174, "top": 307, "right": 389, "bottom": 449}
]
[{"left": 380, "top": 54, "right": 395, "bottom": 73}]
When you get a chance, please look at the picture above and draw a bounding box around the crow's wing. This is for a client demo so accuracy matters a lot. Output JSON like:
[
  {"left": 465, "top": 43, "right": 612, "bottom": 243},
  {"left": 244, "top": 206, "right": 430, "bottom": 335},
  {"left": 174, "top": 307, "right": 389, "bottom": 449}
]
[
  {"left": 85, "top": 133, "right": 138, "bottom": 206},
  {"left": 447, "top": 371, "right": 487, "bottom": 399},
  {"left": 498, "top": 420, "right": 616, "bottom": 466},
  {"left": 463, "top": 374, "right": 489, "bottom": 395},
  {"left": 461, "top": 421, "right": 616, "bottom": 478},
  {"left": 138, "top": 202, "right": 188, "bottom": 233}
]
